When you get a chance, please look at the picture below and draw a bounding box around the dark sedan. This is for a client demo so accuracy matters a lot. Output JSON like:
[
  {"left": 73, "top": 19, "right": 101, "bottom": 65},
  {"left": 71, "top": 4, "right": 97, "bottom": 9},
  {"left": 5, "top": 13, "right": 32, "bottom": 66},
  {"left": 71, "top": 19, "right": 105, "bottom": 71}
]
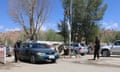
[{"left": 18, "top": 42, "right": 60, "bottom": 63}]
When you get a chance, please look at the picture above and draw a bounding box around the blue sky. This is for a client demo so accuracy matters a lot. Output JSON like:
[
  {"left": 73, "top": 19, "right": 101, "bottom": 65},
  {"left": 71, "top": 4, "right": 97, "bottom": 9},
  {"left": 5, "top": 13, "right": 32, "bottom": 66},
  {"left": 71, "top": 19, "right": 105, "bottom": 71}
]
[
  {"left": 101, "top": 0, "right": 120, "bottom": 30},
  {"left": 0, "top": 0, "right": 120, "bottom": 32}
]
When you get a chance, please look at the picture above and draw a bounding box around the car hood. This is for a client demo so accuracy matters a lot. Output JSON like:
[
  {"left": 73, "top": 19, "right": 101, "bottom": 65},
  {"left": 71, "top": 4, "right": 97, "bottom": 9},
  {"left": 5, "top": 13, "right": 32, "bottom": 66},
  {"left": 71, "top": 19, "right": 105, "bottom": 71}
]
[
  {"left": 101, "top": 45, "right": 112, "bottom": 49},
  {"left": 30, "top": 48, "right": 56, "bottom": 53}
]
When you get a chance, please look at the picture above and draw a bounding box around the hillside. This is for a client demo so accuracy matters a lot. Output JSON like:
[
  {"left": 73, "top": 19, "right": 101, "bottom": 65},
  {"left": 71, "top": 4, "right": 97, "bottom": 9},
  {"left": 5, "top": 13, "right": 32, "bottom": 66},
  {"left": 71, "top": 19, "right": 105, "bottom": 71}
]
[
  {"left": 0, "top": 30, "right": 118, "bottom": 46},
  {"left": 0, "top": 31, "right": 22, "bottom": 45}
]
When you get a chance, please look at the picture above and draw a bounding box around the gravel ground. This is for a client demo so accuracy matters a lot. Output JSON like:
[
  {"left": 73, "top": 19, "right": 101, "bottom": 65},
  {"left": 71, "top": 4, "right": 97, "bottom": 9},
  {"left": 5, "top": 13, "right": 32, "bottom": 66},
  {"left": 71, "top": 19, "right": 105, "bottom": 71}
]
[{"left": 0, "top": 55, "right": 120, "bottom": 72}]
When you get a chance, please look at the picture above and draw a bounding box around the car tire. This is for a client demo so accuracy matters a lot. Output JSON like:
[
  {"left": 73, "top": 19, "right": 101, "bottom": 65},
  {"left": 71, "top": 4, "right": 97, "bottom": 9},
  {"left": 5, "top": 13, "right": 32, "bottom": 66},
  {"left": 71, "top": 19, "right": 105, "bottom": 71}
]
[
  {"left": 101, "top": 50, "right": 110, "bottom": 57},
  {"left": 80, "top": 53, "right": 85, "bottom": 56},
  {"left": 51, "top": 59, "right": 56, "bottom": 63},
  {"left": 18, "top": 55, "right": 24, "bottom": 61},
  {"left": 30, "top": 56, "right": 36, "bottom": 64},
  {"left": 7, "top": 54, "right": 12, "bottom": 57}
]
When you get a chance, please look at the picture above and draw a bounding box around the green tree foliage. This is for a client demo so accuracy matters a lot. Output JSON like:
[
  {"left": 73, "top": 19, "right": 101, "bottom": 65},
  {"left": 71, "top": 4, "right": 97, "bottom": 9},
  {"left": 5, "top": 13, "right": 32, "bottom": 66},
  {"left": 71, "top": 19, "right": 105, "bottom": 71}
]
[
  {"left": 0, "top": 38, "right": 3, "bottom": 43},
  {"left": 37, "top": 31, "right": 47, "bottom": 41},
  {"left": 55, "top": 34, "right": 64, "bottom": 41},
  {"left": 46, "top": 29, "right": 64, "bottom": 41},
  {"left": 58, "top": 20, "right": 69, "bottom": 43},
  {"left": 18, "top": 29, "right": 63, "bottom": 41},
  {"left": 46, "top": 29, "right": 56, "bottom": 41},
  {"left": 62, "top": 0, "right": 107, "bottom": 44},
  {"left": 115, "top": 31, "right": 120, "bottom": 40},
  {"left": 84, "top": 23, "right": 100, "bottom": 43}
]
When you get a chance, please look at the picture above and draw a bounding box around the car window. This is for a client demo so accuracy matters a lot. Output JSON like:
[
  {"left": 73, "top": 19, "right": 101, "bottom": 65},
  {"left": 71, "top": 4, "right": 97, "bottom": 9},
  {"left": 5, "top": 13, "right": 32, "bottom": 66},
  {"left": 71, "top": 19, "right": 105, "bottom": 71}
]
[
  {"left": 21, "top": 43, "right": 29, "bottom": 48},
  {"left": 22, "top": 43, "right": 51, "bottom": 49},
  {"left": 71, "top": 44, "right": 79, "bottom": 47},
  {"left": 81, "top": 43, "right": 85, "bottom": 47},
  {"left": 114, "top": 41, "right": 120, "bottom": 46},
  {"left": 29, "top": 43, "right": 50, "bottom": 48}
]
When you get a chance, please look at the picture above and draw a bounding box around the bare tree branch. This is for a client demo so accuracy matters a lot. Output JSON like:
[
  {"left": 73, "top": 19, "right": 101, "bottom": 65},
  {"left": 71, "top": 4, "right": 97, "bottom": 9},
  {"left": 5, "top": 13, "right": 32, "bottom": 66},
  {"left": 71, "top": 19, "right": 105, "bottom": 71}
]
[{"left": 9, "top": 0, "right": 53, "bottom": 40}]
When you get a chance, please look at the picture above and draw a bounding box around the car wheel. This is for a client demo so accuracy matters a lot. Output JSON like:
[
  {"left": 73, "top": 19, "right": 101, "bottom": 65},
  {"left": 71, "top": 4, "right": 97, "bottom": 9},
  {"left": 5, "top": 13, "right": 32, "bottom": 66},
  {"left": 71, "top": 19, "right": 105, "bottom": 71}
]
[
  {"left": 30, "top": 56, "right": 36, "bottom": 64},
  {"left": 80, "top": 53, "right": 85, "bottom": 56},
  {"left": 102, "top": 50, "right": 110, "bottom": 57},
  {"left": 51, "top": 59, "right": 56, "bottom": 63},
  {"left": 6, "top": 54, "right": 11, "bottom": 57},
  {"left": 18, "top": 55, "right": 24, "bottom": 61}
]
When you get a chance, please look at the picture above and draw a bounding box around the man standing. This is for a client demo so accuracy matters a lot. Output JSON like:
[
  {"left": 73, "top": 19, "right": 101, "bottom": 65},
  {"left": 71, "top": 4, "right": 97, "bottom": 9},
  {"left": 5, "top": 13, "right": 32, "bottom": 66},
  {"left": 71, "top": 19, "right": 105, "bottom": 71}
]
[
  {"left": 14, "top": 40, "right": 22, "bottom": 62},
  {"left": 93, "top": 36, "right": 100, "bottom": 60}
]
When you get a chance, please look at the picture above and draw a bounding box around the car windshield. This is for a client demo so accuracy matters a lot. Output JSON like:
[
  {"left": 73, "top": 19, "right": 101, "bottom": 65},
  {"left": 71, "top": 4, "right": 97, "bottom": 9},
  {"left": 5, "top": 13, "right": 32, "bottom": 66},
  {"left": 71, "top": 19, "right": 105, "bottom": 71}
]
[
  {"left": 71, "top": 44, "right": 79, "bottom": 47},
  {"left": 71, "top": 43, "right": 86, "bottom": 47},
  {"left": 22, "top": 43, "right": 50, "bottom": 49},
  {"left": 81, "top": 43, "right": 85, "bottom": 47}
]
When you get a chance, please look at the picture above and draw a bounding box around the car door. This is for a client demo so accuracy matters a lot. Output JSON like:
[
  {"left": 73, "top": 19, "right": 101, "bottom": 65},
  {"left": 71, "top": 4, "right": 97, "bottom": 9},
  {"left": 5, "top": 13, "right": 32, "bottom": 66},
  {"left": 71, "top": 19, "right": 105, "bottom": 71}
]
[
  {"left": 23, "top": 43, "right": 31, "bottom": 59},
  {"left": 18, "top": 44, "right": 26, "bottom": 59},
  {"left": 111, "top": 41, "right": 120, "bottom": 55},
  {"left": 19, "top": 43, "right": 30, "bottom": 59}
]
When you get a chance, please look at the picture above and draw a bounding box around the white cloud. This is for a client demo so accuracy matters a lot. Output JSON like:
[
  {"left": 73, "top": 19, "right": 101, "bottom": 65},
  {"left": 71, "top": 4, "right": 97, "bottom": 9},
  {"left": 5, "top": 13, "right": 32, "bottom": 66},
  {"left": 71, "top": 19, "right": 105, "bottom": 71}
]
[
  {"left": 101, "top": 22, "right": 119, "bottom": 30},
  {"left": 5, "top": 27, "right": 21, "bottom": 32},
  {"left": 0, "top": 25, "right": 4, "bottom": 29}
]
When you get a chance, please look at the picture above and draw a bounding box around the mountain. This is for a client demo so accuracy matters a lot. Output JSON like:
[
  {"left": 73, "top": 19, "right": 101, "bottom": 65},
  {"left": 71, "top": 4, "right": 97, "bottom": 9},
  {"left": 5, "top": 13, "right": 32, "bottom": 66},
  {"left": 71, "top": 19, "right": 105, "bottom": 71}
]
[{"left": 0, "top": 31, "right": 22, "bottom": 46}]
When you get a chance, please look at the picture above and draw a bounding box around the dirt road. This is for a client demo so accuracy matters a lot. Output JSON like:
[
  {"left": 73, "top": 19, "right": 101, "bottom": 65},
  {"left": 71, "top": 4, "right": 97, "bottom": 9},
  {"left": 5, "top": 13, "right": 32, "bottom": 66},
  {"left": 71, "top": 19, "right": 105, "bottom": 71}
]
[{"left": 0, "top": 55, "right": 120, "bottom": 72}]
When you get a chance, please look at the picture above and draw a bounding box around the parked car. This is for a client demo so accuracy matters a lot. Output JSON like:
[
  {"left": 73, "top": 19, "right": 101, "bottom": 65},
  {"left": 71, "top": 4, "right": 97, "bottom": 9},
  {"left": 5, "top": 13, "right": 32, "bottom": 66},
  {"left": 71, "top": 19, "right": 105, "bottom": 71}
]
[
  {"left": 100, "top": 40, "right": 120, "bottom": 57},
  {"left": 18, "top": 42, "right": 60, "bottom": 63},
  {"left": 70, "top": 43, "right": 88, "bottom": 56}
]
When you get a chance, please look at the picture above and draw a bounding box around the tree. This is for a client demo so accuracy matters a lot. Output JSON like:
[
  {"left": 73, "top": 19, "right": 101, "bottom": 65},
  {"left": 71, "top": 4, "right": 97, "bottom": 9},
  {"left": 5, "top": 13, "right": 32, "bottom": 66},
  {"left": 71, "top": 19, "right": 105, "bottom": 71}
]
[
  {"left": 58, "top": 20, "right": 69, "bottom": 43},
  {"left": 46, "top": 29, "right": 64, "bottom": 41},
  {"left": 19, "top": 31, "right": 28, "bottom": 42},
  {"left": 37, "top": 31, "right": 47, "bottom": 41},
  {"left": 62, "top": 0, "right": 107, "bottom": 44},
  {"left": 46, "top": 29, "right": 56, "bottom": 41},
  {"left": 54, "top": 34, "right": 64, "bottom": 41},
  {"left": 9, "top": 0, "right": 52, "bottom": 40},
  {"left": 115, "top": 31, "right": 120, "bottom": 40}
]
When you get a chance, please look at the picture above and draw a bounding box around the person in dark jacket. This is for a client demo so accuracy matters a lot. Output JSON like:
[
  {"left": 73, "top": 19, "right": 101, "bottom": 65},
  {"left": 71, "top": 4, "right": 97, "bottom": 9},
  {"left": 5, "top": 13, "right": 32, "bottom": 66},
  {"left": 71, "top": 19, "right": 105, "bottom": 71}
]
[
  {"left": 93, "top": 36, "right": 100, "bottom": 60},
  {"left": 14, "top": 40, "right": 22, "bottom": 62}
]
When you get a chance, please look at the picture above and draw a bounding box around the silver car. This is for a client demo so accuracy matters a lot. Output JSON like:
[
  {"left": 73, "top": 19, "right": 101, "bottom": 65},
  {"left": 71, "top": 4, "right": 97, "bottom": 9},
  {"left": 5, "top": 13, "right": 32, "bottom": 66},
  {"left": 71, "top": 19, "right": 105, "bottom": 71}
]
[
  {"left": 101, "top": 40, "right": 120, "bottom": 57},
  {"left": 70, "top": 43, "right": 88, "bottom": 56}
]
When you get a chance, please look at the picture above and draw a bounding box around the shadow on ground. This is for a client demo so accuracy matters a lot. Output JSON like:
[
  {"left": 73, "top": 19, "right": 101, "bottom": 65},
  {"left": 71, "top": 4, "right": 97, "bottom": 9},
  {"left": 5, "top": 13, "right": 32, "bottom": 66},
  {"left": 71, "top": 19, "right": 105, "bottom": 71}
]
[
  {"left": 110, "top": 55, "right": 120, "bottom": 58},
  {"left": 71, "top": 59, "right": 120, "bottom": 68},
  {"left": 19, "top": 60, "right": 57, "bottom": 65}
]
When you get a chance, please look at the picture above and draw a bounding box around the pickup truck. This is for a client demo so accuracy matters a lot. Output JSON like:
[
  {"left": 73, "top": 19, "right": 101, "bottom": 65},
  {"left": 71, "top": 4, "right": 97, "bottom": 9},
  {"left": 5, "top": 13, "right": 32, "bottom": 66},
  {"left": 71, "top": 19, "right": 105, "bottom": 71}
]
[{"left": 100, "top": 40, "right": 120, "bottom": 57}]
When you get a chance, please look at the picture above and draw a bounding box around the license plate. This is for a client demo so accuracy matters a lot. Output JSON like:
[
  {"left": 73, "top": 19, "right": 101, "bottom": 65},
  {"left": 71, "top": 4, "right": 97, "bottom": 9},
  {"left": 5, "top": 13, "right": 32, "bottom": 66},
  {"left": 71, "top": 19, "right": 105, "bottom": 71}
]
[{"left": 49, "top": 55, "right": 55, "bottom": 59}]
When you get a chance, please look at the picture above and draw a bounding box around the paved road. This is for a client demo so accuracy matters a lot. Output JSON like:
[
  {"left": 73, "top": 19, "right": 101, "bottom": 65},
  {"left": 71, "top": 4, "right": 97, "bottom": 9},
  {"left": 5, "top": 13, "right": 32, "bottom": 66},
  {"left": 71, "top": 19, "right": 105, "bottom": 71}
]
[{"left": 0, "top": 55, "right": 120, "bottom": 72}]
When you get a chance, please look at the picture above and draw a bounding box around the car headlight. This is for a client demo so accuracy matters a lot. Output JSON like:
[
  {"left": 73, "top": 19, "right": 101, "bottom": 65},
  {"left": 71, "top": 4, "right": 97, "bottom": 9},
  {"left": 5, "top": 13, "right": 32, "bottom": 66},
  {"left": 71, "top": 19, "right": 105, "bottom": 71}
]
[{"left": 36, "top": 52, "right": 45, "bottom": 56}]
